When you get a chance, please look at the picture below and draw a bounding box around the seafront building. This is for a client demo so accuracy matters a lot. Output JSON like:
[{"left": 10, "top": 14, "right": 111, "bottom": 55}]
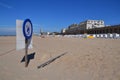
[
  {"left": 61, "top": 20, "right": 105, "bottom": 34},
  {"left": 79, "top": 20, "right": 104, "bottom": 30},
  {"left": 61, "top": 20, "right": 120, "bottom": 34}
]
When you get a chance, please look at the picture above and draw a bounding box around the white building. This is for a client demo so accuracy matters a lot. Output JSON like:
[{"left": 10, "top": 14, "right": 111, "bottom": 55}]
[
  {"left": 79, "top": 20, "right": 105, "bottom": 30},
  {"left": 61, "top": 28, "right": 66, "bottom": 33},
  {"left": 61, "top": 20, "right": 105, "bottom": 34}
]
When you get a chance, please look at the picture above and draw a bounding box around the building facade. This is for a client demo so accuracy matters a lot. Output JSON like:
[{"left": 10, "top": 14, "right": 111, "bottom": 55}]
[
  {"left": 62, "top": 20, "right": 105, "bottom": 34},
  {"left": 79, "top": 20, "right": 104, "bottom": 30}
]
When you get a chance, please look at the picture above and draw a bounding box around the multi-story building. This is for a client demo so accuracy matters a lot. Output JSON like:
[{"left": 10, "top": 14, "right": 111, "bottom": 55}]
[
  {"left": 62, "top": 20, "right": 105, "bottom": 34},
  {"left": 68, "top": 24, "right": 78, "bottom": 29},
  {"left": 78, "top": 20, "right": 104, "bottom": 30}
]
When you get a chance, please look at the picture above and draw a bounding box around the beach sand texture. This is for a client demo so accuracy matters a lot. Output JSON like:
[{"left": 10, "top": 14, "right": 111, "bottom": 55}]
[{"left": 0, "top": 36, "right": 120, "bottom": 80}]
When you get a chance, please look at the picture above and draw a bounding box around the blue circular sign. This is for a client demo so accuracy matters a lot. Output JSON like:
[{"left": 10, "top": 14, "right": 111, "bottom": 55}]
[{"left": 23, "top": 19, "right": 33, "bottom": 39}]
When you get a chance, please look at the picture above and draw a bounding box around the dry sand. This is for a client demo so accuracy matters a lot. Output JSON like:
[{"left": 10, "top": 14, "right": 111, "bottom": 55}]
[{"left": 0, "top": 36, "right": 120, "bottom": 80}]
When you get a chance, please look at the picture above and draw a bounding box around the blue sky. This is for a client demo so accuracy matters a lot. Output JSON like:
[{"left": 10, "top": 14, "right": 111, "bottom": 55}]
[{"left": 0, "top": 0, "right": 120, "bottom": 35}]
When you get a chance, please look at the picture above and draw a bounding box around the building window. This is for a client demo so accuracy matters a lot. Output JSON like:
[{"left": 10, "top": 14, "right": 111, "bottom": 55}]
[
  {"left": 98, "top": 21, "right": 100, "bottom": 23},
  {"left": 94, "top": 21, "right": 97, "bottom": 23},
  {"left": 87, "top": 21, "right": 90, "bottom": 23},
  {"left": 101, "top": 21, "right": 103, "bottom": 24},
  {"left": 91, "top": 20, "right": 93, "bottom": 23}
]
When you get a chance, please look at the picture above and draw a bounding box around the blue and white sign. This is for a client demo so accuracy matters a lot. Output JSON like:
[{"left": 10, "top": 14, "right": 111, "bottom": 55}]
[
  {"left": 16, "top": 19, "right": 33, "bottom": 50},
  {"left": 23, "top": 19, "right": 33, "bottom": 39}
]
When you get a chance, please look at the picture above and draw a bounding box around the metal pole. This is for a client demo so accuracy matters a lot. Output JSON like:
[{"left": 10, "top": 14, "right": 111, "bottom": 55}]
[{"left": 25, "top": 39, "right": 28, "bottom": 67}]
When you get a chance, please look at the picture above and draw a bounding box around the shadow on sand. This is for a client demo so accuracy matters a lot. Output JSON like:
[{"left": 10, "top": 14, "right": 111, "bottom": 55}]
[
  {"left": 0, "top": 48, "right": 16, "bottom": 57},
  {"left": 37, "top": 52, "right": 67, "bottom": 69},
  {"left": 21, "top": 52, "right": 35, "bottom": 67}
]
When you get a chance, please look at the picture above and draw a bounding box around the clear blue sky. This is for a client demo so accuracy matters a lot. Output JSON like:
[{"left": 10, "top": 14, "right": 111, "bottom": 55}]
[{"left": 0, "top": 0, "right": 120, "bottom": 35}]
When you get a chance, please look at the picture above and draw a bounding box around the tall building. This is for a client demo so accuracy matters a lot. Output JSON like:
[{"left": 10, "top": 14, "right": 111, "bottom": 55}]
[
  {"left": 78, "top": 20, "right": 104, "bottom": 30},
  {"left": 61, "top": 20, "right": 105, "bottom": 34}
]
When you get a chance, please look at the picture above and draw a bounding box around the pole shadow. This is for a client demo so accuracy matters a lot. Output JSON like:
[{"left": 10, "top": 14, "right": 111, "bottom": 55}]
[
  {"left": 21, "top": 52, "right": 35, "bottom": 67},
  {"left": 37, "top": 52, "right": 67, "bottom": 69}
]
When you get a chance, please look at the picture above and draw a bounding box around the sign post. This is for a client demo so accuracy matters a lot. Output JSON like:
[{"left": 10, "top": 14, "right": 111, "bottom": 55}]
[
  {"left": 23, "top": 19, "right": 33, "bottom": 67},
  {"left": 25, "top": 39, "right": 28, "bottom": 67}
]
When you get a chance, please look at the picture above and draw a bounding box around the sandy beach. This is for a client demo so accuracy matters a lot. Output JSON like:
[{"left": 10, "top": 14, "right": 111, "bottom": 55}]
[{"left": 0, "top": 36, "right": 120, "bottom": 80}]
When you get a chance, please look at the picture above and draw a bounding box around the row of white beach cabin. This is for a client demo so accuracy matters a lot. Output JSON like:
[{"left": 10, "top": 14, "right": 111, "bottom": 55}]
[{"left": 63, "top": 33, "right": 120, "bottom": 39}]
